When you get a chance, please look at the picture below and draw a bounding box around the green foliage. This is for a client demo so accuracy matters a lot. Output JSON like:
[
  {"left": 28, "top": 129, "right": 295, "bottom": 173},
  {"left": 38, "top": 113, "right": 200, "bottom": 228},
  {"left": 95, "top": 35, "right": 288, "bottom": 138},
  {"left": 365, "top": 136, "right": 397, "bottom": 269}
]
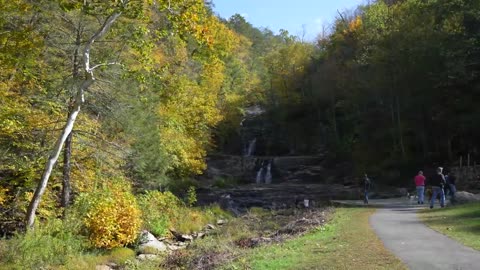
[
  {"left": 0, "top": 218, "right": 88, "bottom": 270},
  {"left": 172, "top": 208, "right": 209, "bottom": 234},
  {"left": 166, "top": 178, "right": 200, "bottom": 196},
  {"left": 138, "top": 191, "right": 183, "bottom": 237},
  {"left": 203, "top": 203, "right": 232, "bottom": 220},
  {"left": 269, "top": 0, "right": 480, "bottom": 181},
  {"left": 107, "top": 247, "right": 136, "bottom": 265},
  {"left": 138, "top": 190, "right": 229, "bottom": 236},
  {"left": 186, "top": 186, "right": 197, "bottom": 207},
  {"left": 212, "top": 176, "right": 239, "bottom": 188}
]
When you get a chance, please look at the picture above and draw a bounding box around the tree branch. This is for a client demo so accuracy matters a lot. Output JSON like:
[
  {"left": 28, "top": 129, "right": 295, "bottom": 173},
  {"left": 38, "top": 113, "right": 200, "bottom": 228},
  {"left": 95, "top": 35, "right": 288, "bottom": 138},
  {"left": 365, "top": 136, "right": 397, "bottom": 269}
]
[
  {"left": 90, "top": 62, "right": 119, "bottom": 71},
  {"left": 84, "top": 12, "right": 122, "bottom": 73}
]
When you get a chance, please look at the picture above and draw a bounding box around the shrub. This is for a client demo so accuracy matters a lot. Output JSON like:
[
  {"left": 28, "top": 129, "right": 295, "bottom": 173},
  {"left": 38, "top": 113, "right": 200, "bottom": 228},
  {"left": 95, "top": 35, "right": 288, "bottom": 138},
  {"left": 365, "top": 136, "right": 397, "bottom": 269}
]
[
  {"left": 186, "top": 186, "right": 197, "bottom": 206},
  {"left": 0, "top": 218, "right": 88, "bottom": 270},
  {"left": 138, "top": 191, "right": 183, "bottom": 237},
  {"left": 212, "top": 176, "right": 238, "bottom": 188},
  {"left": 74, "top": 183, "right": 142, "bottom": 249},
  {"left": 108, "top": 247, "right": 136, "bottom": 265},
  {"left": 172, "top": 208, "right": 208, "bottom": 234},
  {"left": 203, "top": 203, "right": 232, "bottom": 221},
  {"left": 139, "top": 192, "right": 229, "bottom": 236},
  {"left": 167, "top": 178, "right": 199, "bottom": 195}
]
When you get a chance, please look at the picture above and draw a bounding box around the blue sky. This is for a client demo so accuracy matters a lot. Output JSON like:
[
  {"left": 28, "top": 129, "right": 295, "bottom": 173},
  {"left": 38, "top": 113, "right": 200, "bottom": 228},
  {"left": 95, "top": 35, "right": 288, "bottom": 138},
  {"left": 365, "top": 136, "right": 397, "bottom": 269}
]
[{"left": 212, "top": 0, "right": 366, "bottom": 41}]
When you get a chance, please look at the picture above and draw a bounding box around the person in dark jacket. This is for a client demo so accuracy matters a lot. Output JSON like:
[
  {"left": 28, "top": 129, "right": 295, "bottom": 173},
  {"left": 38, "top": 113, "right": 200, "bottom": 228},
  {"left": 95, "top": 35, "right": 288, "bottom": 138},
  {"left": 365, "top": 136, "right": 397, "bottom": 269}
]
[
  {"left": 447, "top": 172, "right": 457, "bottom": 204},
  {"left": 364, "top": 173, "right": 371, "bottom": 204},
  {"left": 429, "top": 167, "right": 446, "bottom": 209}
]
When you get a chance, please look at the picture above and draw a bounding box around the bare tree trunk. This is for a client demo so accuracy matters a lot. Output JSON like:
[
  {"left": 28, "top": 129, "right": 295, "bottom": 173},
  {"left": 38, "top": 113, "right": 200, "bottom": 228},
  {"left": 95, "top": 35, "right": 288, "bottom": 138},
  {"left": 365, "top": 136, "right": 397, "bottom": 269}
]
[
  {"left": 26, "top": 12, "right": 121, "bottom": 229},
  {"left": 61, "top": 28, "right": 82, "bottom": 209},
  {"left": 421, "top": 109, "right": 428, "bottom": 158},
  {"left": 61, "top": 133, "right": 72, "bottom": 208},
  {"left": 389, "top": 96, "right": 397, "bottom": 152},
  {"left": 447, "top": 136, "right": 453, "bottom": 161},
  {"left": 331, "top": 89, "right": 339, "bottom": 144},
  {"left": 395, "top": 95, "right": 406, "bottom": 159}
]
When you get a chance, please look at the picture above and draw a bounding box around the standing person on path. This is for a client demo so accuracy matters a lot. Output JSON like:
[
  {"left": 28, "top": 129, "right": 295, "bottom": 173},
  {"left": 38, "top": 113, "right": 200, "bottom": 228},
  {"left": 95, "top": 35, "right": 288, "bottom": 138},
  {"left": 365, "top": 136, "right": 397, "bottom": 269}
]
[
  {"left": 429, "top": 167, "right": 446, "bottom": 209},
  {"left": 444, "top": 172, "right": 451, "bottom": 197},
  {"left": 364, "top": 173, "right": 371, "bottom": 204},
  {"left": 447, "top": 172, "right": 457, "bottom": 204},
  {"left": 414, "top": 171, "right": 426, "bottom": 204}
]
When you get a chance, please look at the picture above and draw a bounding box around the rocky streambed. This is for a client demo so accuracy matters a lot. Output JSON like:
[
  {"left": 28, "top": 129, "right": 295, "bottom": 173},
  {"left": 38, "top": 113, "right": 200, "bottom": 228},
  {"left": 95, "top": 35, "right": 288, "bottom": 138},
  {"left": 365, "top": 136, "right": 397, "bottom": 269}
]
[{"left": 197, "top": 182, "right": 408, "bottom": 214}]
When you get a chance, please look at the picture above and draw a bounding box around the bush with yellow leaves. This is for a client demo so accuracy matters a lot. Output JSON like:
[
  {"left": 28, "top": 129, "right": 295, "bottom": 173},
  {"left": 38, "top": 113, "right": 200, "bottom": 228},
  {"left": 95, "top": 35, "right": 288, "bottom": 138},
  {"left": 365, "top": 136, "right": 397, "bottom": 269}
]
[
  {"left": 74, "top": 182, "right": 142, "bottom": 249},
  {"left": 0, "top": 186, "right": 8, "bottom": 206}
]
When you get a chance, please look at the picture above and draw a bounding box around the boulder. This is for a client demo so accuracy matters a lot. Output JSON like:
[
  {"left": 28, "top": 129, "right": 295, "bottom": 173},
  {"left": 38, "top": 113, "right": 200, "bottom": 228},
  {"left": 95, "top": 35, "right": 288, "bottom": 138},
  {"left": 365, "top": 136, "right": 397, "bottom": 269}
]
[
  {"left": 205, "top": 224, "right": 216, "bottom": 230},
  {"left": 453, "top": 191, "right": 480, "bottom": 204},
  {"left": 138, "top": 231, "right": 167, "bottom": 254},
  {"left": 95, "top": 265, "right": 113, "bottom": 270},
  {"left": 180, "top": 234, "right": 193, "bottom": 242},
  {"left": 217, "top": 219, "right": 227, "bottom": 225}
]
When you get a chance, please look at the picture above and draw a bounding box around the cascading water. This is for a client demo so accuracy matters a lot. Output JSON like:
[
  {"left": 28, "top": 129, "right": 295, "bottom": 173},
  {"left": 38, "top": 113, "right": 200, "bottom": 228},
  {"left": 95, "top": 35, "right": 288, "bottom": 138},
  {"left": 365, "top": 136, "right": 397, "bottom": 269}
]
[
  {"left": 245, "top": 138, "right": 256, "bottom": 157},
  {"left": 255, "top": 167, "right": 264, "bottom": 184},
  {"left": 255, "top": 160, "right": 272, "bottom": 184},
  {"left": 265, "top": 161, "right": 272, "bottom": 184}
]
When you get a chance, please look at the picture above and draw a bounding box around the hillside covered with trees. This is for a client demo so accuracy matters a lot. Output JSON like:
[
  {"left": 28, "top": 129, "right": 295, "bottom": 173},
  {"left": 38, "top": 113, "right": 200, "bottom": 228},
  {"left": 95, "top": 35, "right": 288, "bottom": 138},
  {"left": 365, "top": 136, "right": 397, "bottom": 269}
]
[{"left": 1, "top": 0, "right": 480, "bottom": 268}]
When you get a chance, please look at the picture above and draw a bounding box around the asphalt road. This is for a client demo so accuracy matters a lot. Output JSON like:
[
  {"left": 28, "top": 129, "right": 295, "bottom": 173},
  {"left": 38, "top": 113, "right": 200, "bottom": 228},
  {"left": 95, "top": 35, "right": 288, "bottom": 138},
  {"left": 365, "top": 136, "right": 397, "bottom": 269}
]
[{"left": 370, "top": 204, "right": 480, "bottom": 270}]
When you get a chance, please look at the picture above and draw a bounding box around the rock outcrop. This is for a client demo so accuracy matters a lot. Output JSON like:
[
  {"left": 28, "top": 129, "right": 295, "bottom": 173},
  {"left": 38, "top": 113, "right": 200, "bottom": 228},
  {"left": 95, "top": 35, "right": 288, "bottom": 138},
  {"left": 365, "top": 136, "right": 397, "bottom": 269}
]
[{"left": 453, "top": 191, "right": 480, "bottom": 204}]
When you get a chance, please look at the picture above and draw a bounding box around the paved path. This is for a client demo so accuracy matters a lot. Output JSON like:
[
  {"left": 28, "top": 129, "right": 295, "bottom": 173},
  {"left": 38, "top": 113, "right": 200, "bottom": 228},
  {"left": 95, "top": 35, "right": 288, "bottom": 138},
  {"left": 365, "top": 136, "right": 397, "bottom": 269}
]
[
  {"left": 334, "top": 198, "right": 480, "bottom": 270},
  {"left": 336, "top": 198, "right": 480, "bottom": 270}
]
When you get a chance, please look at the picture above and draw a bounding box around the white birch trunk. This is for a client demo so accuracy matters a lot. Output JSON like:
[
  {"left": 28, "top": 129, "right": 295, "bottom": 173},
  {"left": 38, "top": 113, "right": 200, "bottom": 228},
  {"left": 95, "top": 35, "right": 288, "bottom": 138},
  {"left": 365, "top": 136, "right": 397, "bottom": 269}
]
[{"left": 26, "top": 12, "right": 121, "bottom": 228}]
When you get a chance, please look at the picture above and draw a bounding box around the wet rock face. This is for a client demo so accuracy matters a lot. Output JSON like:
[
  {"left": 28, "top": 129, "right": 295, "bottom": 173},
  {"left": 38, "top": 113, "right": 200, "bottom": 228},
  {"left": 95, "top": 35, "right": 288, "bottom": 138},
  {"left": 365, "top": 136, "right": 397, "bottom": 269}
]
[
  {"left": 203, "top": 154, "right": 327, "bottom": 184},
  {"left": 197, "top": 183, "right": 361, "bottom": 213}
]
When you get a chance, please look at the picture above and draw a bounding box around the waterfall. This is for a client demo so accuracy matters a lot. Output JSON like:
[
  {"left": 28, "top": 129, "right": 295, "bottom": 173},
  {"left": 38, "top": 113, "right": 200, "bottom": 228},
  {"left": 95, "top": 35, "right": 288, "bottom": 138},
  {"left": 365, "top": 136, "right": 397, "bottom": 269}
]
[
  {"left": 245, "top": 138, "right": 256, "bottom": 157},
  {"left": 256, "top": 167, "right": 264, "bottom": 184},
  {"left": 255, "top": 160, "right": 272, "bottom": 184},
  {"left": 265, "top": 161, "right": 272, "bottom": 184}
]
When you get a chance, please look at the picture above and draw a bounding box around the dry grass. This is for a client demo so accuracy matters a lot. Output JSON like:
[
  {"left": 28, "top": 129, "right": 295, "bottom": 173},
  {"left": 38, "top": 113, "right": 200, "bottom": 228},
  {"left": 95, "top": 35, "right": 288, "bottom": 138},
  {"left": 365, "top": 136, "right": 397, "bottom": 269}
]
[{"left": 226, "top": 208, "right": 407, "bottom": 270}]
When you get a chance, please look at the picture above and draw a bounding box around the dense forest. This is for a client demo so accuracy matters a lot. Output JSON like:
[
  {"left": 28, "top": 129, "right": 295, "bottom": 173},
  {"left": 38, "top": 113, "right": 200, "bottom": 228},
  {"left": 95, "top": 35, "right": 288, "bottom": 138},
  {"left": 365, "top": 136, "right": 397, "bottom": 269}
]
[{"left": 1, "top": 0, "right": 480, "bottom": 268}]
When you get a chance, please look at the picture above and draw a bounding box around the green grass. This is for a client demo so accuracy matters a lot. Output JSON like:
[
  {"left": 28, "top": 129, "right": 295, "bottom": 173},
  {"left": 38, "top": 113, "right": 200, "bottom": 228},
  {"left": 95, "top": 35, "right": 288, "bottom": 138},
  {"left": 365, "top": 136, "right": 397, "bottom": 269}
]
[
  {"left": 419, "top": 202, "right": 480, "bottom": 250},
  {"left": 225, "top": 208, "right": 406, "bottom": 270}
]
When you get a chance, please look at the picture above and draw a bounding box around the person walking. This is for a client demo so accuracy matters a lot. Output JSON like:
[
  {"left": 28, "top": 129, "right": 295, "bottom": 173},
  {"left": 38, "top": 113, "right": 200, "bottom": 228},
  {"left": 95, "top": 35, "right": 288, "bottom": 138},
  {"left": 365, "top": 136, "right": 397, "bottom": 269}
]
[
  {"left": 447, "top": 172, "right": 457, "bottom": 204},
  {"left": 414, "top": 171, "right": 426, "bottom": 204},
  {"left": 364, "top": 173, "right": 371, "bottom": 204},
  {"left": 429, "top": 167, "right": 446, "bottom": 209}
]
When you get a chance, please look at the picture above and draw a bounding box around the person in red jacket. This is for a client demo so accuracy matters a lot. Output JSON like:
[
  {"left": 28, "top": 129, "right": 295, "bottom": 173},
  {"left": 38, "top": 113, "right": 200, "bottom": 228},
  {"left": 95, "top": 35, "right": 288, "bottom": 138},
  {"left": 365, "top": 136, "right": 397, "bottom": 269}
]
[{"left": 414, "top": 170, "right": 426, "bottom": 204}]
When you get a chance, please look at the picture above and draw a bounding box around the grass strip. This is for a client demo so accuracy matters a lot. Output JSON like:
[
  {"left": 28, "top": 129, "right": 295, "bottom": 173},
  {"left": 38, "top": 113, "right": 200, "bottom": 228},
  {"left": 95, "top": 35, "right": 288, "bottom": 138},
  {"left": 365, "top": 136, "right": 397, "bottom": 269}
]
[
  {"left": 225, "top": 208, "right": 406, "bottom": 270},
  {"left": 419, "top": 202, "right": 480, "bottom": 250}
]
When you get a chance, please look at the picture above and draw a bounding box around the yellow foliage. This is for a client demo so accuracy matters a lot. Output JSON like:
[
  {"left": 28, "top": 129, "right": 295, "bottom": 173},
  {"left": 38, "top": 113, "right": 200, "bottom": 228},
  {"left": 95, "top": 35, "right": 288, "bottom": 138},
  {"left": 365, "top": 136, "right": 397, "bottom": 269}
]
[
  {"left": 349, "top": 16, "right": 363, "bottom": 32},
  {"left": 82, "top": 185, "right": 142, "bottom": 249},
  {"left": 0, "top": 187, "right": 8, "bottom": 206},
  {"left": 343, "top": 16, "right": 363, "bottom": 35},
  {"left": 21, "top": 188, "right": 62, "bottom": 219}
]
